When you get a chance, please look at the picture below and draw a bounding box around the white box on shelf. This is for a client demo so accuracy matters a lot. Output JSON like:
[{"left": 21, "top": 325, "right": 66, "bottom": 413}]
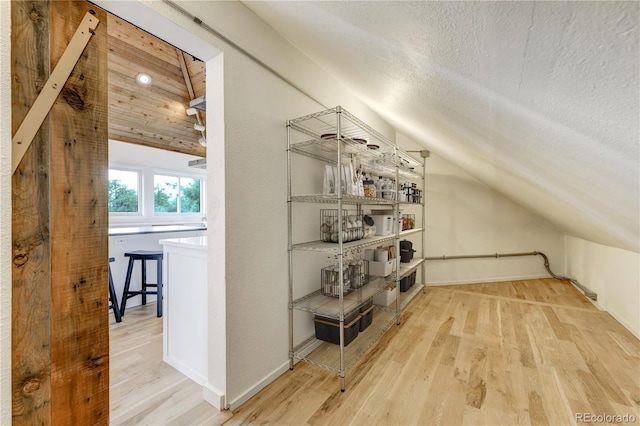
[
  {"left": 369, "top": 259, "right": 393, "bottom": 277},
  {"left": 373, "top": 285, "right": 397, "bottom": 306},
  {"left": 370, "top": 215, "right": 393, "bottom": 236},
  {"left": 364, "top": 249, "right": 376, "bottom": 261}
]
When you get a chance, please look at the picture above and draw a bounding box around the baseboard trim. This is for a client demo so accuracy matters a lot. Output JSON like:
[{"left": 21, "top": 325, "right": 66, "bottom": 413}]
[
  {"left": 295, "top": 338, "right": 324, "bottom": 361},
  {"left": 427, "top": 275, "right": 640, "bottom": 339},
  {"left": 426, "top": 274, "right": 547, "bottom": 286},
  {"left": 600, "top": 305, "right": 640, "bottom": 340},
  {"left": 203, "top": 382, "right": 226, "bottom": 410},
  {"left": 227, "top": 362, "right": 290, "bottom": 411},
  {"left": 164, "top": 355, "right": 206, "bottom": 386}
]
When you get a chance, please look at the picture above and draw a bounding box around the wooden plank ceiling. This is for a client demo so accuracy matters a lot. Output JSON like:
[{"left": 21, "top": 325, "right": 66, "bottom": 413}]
[{"left": 107, "top": 14, "right": 206, "bottom": 157}]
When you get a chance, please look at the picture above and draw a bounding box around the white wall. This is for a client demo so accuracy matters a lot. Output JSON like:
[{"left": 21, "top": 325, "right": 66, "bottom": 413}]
[
  {"left": 163, "top": 0, "right": 396, "bottom": 139},
  {"left": 0, "top": 0, "right": 11, "bottom": 423},
  {"left": 221, "top": 46, "right": 322, "bottom": 408},
  {"left": 424, "top": 153, "right": 565, "bottom": 285},
  {"left": 566, "top": 236, "right": 640, "bottom": 338},
  {"left": 203, "top": 53, "right": 227, "bottom": 410}
]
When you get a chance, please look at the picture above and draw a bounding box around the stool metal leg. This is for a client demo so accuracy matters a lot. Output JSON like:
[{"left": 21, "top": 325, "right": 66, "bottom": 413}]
[
  {"left": 141, "top": 259, "right": 147, "bottom": 306},
  {"left": 120, "top": 257, "right": 135, "bottom": 316},
  {"left": 108, "top": 265, "right": 122, "bottom": 323},
  {"left": 120, "top": 251, "right": 163, "bottom": 319},
  {"left": 156, "top": 258, "right": 162, "bottom": 317}
]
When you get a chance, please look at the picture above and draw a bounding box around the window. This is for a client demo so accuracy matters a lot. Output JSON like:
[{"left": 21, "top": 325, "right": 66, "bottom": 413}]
[
  {"left": 109, "top": 168, "right": 140, "bottom": 213},
  {"left": 154, "top": 174, "right": 201, "bottom": 214},
  {"left": 180, "top": 176, "right": 201, "bottom": 213}
]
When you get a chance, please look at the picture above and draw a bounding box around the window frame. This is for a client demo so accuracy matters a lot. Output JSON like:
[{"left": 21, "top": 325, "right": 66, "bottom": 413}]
[
  {"left": 151, "top": 169, "right": 205, "bottom": 218},
  {"left": 108, "top": 162, "right": 206, "bottom": 226},
  {"left": 108, "top": 165, "right": 144, "bottom": 217}
]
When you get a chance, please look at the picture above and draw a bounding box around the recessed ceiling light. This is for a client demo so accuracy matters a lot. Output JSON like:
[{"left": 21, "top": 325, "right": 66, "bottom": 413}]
[{"left": 135, "top": 73, "right": 152, "bottom": 86}]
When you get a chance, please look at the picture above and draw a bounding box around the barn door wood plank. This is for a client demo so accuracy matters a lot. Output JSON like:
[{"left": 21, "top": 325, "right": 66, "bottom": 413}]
[
  {"left": 11, "top": 1, "right": 52, "bottom": 424},
  {"left": 49, "top": 1, "right": 109, "bottom": 424},
  {"left": 11, "top": 10, "right": 99, "bottom": 173},
  {"left": 12, "top": 1, "right": 109, "bottom": 424}
]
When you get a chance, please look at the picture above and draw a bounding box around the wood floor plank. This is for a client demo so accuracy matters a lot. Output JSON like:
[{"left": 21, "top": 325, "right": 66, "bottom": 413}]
[
  {"left": 229, "top": 279, "right": 640, "bottom": 425},
  {"left": 109, "top": 303, "right": 230, "bottom": 426},
  {"left": 112, "top": 277, "right": 634, "bottom": 426},
  {"left": 537, "top": 365, "right": 575, "bottom": 425},
  {"left": 463, "top": 295, "right": 479, "bottom": 335},
  {"left": 415, "top": 364, "right": 458, "bottom": 425}
]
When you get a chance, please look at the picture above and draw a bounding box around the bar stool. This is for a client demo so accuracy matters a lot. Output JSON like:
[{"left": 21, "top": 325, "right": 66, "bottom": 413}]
[
  {"left": 108, "top": 257, "right": 122, "bottom": 323},
  {"left": 120, "top": 250, "right": 163, "bottom": 318}
]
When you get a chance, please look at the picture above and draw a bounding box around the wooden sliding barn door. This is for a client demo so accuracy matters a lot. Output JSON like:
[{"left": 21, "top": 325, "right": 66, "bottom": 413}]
[{"left": 11, "top": 1, "right": 109, "bottom": 424}]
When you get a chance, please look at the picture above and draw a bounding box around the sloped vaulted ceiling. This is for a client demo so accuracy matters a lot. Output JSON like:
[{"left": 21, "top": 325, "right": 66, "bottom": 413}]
[
  {"left": 107, "top": 13, "right": 206, "bottom": 157},
  {"left": 243, "top": 1, "right": 639, "bottom": 252}
]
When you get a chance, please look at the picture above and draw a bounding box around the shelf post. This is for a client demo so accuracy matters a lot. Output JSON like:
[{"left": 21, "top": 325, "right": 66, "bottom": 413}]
[
  {"left": 421, "top": 153, "right": 427, "bottom": 294},
  {"left": 336, "top": 108, "right": 346, "bottom": 392},
  {"left": 287, "top": 121, "right": 294, "bottom": 370},
  {"left": 394, "top": 146, "right": 402, "bottom": 325}
]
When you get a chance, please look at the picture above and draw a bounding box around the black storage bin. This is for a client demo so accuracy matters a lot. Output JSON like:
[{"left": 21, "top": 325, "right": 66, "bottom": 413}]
[
  {"left": 410, "top": 271, "right": 416, "bottom": 287},
  {"left": 314, "top": 311, "right": 360, "bottom": 346},
  {"left": 359, "top": 306, "right": 374, "bottom": 332},
  {"left": 400, "top": 276, "right": 411, "bottom": 292},
  {"left": 359, "top": 299, "right": 373, "bottom": 313}
]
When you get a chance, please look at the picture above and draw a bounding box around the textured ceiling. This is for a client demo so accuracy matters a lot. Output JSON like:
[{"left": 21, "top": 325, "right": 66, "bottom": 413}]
[{"left": 243, "top": 1, "right": 639, "bottom": 252}]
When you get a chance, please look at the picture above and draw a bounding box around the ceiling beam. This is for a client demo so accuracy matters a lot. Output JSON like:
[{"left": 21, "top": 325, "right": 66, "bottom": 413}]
[{"left": 176, "top": 48, "right": 205, "bottom": 137}]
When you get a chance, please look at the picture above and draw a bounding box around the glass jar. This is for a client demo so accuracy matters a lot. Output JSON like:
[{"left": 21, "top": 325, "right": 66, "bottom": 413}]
[{"left": 363, "top": 179, "right": 376, "bottom": 198}]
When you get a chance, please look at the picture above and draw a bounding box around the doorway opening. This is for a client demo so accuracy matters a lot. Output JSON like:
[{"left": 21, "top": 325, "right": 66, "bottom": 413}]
[{"left": 94, "top": 0, "right": 227, "bottom": 420}]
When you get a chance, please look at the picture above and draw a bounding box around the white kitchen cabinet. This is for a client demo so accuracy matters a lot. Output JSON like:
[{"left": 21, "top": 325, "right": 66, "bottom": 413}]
[{"left": 160, "top": 236, "right": 208, "bottom": 385}]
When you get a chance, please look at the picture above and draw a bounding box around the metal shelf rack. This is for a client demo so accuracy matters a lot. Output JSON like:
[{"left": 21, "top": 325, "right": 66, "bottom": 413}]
[
  {"left": 287, "top": 106, "right": 426, "bottom": 392},
  {"left": 292, "top": 277, "right": 388, "bottom": 319}
]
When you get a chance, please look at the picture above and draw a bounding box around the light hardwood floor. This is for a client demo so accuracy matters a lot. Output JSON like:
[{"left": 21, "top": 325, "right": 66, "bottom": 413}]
[
  {"left": 227, "top": 279, "right": 640, "bottom": 425},
  {"left": 109, "top": 303, "right": 232, "bottom": 425},
  {"left": 110, "top": 279, "right": 640, "bottom": 425}
]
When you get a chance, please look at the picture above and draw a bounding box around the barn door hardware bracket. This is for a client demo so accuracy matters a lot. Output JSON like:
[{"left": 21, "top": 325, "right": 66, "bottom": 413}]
[{"left": 11, "top": 11, "right": 100, "bottom": 174}]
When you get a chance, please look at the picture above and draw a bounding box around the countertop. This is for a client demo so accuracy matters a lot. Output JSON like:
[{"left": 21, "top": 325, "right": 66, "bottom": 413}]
[
  {"left": 160, "top": 236, "right": 208, "bottom": 249},
  {"left": 109, "top": 224, "right": 206, "bottom": 236}
]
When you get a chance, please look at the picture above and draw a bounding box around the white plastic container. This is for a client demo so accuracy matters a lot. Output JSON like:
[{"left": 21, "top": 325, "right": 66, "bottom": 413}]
[
  {"left": 373, "top": 285, "right": 397, "bottom": 306},
  {"left": 370, "top": 215, "right": 393, "bottom": 236},
  {"left": 369, "top": 259, "right": 393, "bottom": 277},
  {"left": 374, "top": 249, "right": 388, "bottom": 261},
  {"left": 364, "top": 249, "right": 376, "bottom": 261},
  {"left": 370, "top": 209, "right": 402, "bottom": 234}
]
